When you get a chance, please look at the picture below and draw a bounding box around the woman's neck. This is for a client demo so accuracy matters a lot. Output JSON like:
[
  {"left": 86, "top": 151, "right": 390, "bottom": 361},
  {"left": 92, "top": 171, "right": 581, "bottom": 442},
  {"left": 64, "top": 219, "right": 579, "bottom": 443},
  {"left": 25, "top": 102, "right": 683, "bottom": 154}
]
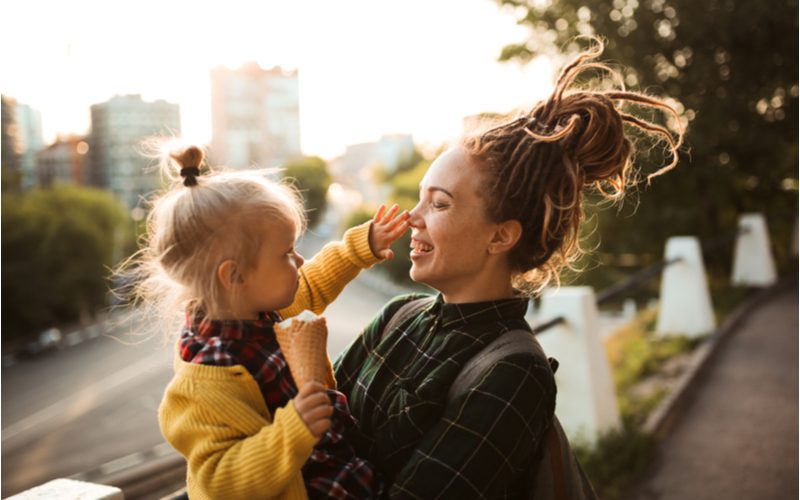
[{"left": 439, "top": 266, "right": 517, "bottom": 304}]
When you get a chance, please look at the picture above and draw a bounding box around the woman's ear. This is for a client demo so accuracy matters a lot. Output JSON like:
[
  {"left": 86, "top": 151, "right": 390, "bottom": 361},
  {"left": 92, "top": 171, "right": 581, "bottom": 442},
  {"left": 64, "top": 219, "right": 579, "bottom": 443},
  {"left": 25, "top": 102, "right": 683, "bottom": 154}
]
[
  {"left": 217, "top": 260, "right": 244, "bottom": 291},
  {"left": 488, "top": 219, "right": 522, "bottom": 255}
]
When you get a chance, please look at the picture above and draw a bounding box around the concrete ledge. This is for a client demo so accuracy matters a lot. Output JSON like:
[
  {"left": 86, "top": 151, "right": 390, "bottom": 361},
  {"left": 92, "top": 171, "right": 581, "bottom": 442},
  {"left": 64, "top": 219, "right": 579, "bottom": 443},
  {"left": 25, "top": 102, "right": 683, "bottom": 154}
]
[
  {"left": 71, "top": 451, "right": 186, "bottom": 500},
  {"left": 642, "top": 279, "right": 791, "bottom": 438}
]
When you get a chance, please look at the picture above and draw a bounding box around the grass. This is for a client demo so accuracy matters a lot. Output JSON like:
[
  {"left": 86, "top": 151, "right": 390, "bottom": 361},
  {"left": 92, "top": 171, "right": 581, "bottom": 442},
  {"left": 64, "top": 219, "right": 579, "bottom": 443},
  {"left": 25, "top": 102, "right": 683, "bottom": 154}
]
[{"left": 574, "top": 305, "right": 711, "bottom": 499}]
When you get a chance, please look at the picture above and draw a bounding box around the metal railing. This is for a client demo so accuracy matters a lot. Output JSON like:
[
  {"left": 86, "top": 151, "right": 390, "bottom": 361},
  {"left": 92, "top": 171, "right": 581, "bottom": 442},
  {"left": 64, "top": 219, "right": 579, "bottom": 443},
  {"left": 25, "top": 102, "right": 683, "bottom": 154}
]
[{"left": 532, "top": 227, "right": 747, "bottom": 336}]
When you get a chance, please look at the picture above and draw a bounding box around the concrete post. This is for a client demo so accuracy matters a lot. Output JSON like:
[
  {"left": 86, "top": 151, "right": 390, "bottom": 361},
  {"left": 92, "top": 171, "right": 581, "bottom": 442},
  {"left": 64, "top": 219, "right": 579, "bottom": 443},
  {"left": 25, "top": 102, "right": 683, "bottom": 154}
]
[
  {"left": 536, "top": 286, "right": 621, "bottom": 446},
  {"left": 656, "top": 237, "right": 716, "bottom": 338},
  {"left": 7, "top": 479, "right": 123, "bottom": 499},
  {"left": 732, "top": 213, "right": 777, "bottom": 287}
]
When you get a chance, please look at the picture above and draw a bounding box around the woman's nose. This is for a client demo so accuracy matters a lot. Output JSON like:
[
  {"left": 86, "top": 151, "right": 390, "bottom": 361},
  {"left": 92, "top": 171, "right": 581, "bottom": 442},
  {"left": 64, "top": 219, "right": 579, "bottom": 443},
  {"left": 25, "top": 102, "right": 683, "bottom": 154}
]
[
  {"left": 408, "top": 203, "right": 425, "bottom": 229},
  {"left": 294, "top": 252, "right": 305, "bottom": 268}
]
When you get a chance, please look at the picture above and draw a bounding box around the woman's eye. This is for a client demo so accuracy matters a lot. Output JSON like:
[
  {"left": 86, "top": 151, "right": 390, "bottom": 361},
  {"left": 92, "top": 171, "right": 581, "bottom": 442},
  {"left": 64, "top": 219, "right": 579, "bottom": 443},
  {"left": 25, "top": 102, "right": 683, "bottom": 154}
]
[{"left": 432, "top": 201, "right": 448, "bottom": 210}]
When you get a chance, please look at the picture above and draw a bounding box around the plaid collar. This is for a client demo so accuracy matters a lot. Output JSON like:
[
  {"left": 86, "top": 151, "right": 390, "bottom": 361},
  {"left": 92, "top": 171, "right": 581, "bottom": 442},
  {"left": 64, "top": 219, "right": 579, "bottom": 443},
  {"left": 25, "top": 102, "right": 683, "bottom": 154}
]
[
  {"left": 186, "top": 310, "right": 283, "bottom": 339},
  {"left": 434, "top": 293, "right": 530, "bottom": 329}
]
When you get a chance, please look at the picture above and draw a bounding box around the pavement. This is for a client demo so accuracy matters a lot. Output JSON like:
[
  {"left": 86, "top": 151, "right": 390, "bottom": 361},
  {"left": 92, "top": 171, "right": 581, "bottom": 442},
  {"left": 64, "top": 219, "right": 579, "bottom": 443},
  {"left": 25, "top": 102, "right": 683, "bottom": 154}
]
[{"left": 631, "top": 281, "right": 799, "bottom": 500}]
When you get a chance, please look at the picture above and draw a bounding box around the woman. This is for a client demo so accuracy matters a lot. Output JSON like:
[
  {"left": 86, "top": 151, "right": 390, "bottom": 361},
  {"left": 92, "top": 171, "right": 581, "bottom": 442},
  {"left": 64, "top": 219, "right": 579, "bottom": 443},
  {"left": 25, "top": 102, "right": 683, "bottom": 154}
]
[{"left": 334, "top": 40, "right": 683, "bottom": 498}]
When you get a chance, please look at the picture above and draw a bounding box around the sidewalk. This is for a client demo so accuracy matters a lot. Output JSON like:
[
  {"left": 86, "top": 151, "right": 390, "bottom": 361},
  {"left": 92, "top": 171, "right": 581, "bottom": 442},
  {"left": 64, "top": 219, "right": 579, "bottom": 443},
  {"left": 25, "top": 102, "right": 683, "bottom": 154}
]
[{"left": 631, "top": 282, "right": 799, "bottom": 500}]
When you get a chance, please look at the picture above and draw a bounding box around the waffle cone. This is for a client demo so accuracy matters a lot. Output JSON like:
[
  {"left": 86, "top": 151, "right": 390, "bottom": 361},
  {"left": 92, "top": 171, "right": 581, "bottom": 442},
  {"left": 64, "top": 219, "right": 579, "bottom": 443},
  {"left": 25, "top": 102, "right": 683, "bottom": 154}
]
[{"left": 274, "top": 317, "right": 328, "bottom": 388}]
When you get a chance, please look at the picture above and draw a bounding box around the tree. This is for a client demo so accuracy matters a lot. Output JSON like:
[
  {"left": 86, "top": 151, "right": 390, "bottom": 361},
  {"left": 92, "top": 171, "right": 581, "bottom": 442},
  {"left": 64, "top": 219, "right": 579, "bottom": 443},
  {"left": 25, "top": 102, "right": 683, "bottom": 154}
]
[
  {"left": 283, "top": 156, "right": 333, "bottom": 228},
  {"left": 495, "top": 0, "right": 798, "bottom": 282},
  {"left": 1, "top": 185, "right": 132, "bottom": 343}
]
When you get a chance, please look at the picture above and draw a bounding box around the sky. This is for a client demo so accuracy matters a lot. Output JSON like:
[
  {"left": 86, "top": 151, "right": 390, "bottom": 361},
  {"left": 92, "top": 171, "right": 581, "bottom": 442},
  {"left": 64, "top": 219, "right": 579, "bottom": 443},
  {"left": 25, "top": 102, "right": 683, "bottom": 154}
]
[{"left": 2, "top": 0, "right": 556, "bottom": 160}]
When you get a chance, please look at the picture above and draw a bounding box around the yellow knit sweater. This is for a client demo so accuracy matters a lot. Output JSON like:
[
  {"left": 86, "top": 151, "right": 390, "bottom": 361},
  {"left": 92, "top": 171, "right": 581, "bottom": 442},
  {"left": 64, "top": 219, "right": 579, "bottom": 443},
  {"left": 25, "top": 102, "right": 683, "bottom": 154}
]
[{"left": 159, "top": 222, "right": 380, "bottom": 500}]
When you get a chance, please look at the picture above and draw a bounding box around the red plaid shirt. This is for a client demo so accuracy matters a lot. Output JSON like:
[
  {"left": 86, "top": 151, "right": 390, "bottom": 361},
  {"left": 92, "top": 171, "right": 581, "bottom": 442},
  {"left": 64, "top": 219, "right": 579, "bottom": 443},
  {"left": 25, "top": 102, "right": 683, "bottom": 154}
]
[{"left": 180, "top": 312, "right": 381, "bottom": 499}]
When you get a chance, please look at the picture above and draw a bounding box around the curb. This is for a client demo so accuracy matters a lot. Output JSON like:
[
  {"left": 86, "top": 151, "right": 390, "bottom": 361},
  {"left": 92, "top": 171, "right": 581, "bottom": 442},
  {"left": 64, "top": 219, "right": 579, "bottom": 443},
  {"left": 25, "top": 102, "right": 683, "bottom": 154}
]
[{"left": 642, "top": 279, "right": 792, "bottom": 438}]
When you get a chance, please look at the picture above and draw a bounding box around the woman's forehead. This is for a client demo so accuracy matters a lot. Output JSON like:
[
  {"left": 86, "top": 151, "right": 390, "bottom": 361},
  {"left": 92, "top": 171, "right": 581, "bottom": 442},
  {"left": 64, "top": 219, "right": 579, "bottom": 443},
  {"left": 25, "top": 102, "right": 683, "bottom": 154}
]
[{"left": 421, "top": 147, "right": 478, "bottom": 193}]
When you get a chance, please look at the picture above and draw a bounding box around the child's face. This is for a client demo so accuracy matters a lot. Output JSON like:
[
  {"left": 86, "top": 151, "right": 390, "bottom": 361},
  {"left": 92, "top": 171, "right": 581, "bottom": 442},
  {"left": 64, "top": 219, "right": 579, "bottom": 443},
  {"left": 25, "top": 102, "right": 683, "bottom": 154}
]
[{"left": 240, "top": 218, "right": 305, "bottom": 315}]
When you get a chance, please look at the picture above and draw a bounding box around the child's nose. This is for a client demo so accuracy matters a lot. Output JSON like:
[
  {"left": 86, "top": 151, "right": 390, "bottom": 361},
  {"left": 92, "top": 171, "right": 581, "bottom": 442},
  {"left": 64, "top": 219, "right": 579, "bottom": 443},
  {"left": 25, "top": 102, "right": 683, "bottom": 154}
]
[{"left": 294, "top": 252, "right": 305, "bottom": 268}]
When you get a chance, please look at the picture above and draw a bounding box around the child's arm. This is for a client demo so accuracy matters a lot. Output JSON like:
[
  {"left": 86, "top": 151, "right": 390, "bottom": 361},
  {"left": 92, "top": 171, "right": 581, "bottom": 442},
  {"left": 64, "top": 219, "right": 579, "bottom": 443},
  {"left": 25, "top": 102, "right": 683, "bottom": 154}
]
[{"left": 279, "top": 204, "right": 409, "bottom": 319}]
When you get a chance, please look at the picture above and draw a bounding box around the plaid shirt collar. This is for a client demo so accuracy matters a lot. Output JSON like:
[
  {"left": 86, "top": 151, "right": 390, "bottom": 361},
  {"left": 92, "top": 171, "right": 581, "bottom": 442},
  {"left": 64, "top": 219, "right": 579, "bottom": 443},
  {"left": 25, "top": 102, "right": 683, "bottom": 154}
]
[
  {"left": 434, "top": 293, "right": 530, "bottom": 330},
  {"left": 187, "top": 310, "right": 282, "bottom": 339}
]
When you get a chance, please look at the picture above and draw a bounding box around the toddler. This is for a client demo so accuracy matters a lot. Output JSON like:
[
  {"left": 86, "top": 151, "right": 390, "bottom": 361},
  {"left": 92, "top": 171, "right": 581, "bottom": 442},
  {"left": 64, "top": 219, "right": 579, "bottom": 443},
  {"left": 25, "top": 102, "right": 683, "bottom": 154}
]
[{"left": 132, "top": 144, "right": 408, "bottom": 499}]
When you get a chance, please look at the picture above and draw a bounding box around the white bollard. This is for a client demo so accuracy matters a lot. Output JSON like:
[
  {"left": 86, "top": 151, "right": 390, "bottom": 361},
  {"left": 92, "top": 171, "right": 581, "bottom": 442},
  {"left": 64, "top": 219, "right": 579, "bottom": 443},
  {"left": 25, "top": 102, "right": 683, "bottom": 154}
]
[
  {"left": 535, "top": 286, "right": 621, "bottom": 447},
  {"left": 656, "top": 236, "right": 716, "bottom": 338},
  {"left": 7, "top": 478, "right": 123, "bottom": 499},
  {"left": 731, "top": 213, "right": 777, "bottom": 287}
]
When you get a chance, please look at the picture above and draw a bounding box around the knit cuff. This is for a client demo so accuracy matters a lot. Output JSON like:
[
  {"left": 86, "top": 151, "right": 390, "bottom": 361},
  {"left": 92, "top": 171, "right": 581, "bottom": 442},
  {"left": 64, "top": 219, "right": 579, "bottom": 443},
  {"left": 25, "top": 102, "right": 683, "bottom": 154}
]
[
  {"left": 343, "top": 221, "right": 382, "bottom": 268},
  {"left": 281, "top": 400, "right": 320, "bottom": 454}
]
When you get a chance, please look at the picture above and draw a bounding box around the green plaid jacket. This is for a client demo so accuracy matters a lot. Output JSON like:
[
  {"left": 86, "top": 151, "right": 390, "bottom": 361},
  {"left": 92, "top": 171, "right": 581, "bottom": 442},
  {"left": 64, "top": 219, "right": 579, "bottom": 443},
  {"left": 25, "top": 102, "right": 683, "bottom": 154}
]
[{"left": 334, "top": 293, "right": 557, "bottom": 499}]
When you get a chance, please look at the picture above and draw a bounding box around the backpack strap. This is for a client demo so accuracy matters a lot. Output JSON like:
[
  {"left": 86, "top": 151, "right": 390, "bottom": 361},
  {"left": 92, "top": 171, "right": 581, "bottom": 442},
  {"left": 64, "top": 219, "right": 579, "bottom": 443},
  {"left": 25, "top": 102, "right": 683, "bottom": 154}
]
[
  {"left": 382, "top": 296, "right": 435, "bottom": 338},
  {"left": 446, "top": 329, "right": 572, "bottom": 500},
  {"left": 446, "top": 329, "right": 545, "bottom": 402}
]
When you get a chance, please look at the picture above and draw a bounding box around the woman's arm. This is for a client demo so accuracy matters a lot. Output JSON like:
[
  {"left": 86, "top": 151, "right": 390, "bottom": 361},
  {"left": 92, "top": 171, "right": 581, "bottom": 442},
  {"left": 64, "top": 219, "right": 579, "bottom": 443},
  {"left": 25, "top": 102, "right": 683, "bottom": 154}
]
[{"left": 388, "top": 353, "right": 556, "bottom": 499}]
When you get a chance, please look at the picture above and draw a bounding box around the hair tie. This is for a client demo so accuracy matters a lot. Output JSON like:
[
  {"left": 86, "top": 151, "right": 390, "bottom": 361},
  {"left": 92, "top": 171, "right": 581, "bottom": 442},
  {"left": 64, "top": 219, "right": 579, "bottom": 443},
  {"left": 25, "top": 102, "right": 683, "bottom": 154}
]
[{"left": 180, "top": 167, "right": 200, "bottom": 187}]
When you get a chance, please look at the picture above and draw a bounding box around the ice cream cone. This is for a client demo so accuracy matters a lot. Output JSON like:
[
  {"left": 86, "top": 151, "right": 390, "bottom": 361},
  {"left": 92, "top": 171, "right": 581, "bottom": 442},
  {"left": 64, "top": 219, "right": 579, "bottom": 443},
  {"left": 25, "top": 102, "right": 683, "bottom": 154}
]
[{"left": 274, "top": 315, "right": 328, "bottom": 388}]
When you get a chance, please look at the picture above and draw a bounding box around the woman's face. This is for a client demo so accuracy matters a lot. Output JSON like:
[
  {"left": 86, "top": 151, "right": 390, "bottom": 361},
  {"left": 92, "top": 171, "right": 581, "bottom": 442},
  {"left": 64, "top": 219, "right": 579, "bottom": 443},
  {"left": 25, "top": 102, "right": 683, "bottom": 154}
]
[{"left": 408, "top": 147, "right": 502, "bottom": 299}]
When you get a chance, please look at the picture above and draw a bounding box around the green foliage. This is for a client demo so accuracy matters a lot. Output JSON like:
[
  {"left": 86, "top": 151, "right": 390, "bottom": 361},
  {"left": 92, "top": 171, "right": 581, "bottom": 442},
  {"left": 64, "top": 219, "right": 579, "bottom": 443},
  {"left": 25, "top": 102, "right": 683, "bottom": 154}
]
[
  {"left": 496, "top": 0, "right": 799, "bottom": 286},
  {"left": 283, "top": 156, "right": 333, "bottom": 228},
  {"left": 573, "top": 424, "right": 654, "bottom": 500},
  {"left": 1, "top": 185, "right": 132, "bottom": 343}
]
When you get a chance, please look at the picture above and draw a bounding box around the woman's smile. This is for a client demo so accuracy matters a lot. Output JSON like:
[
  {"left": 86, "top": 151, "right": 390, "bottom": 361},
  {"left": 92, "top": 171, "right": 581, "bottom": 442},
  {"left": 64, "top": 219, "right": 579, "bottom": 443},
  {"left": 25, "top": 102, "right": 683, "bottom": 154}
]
[{"left": 410, "top": 237, "right": 434, "bottom": 259}]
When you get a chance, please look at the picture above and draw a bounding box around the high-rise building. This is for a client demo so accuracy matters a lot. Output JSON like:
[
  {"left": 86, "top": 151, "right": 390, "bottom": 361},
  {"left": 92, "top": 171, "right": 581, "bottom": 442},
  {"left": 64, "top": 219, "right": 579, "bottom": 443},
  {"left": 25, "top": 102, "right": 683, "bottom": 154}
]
[
  {"left": 1, "top": 95, "right": 21, "bottom": 191},
  {"left": 211, "top": 63, "right": 301, "bottom": 169},
  {"left": 15, "top": 102, "right": 45, "bottom": 190},
  {"left": 1, "top": 95, "right": 44, "bottom": 191},
  {"left": 89, "top": 94, "right": 180, "bottom": 209},
  {"left": 36, "top": 135, "right": 90, "bottom": 187}
]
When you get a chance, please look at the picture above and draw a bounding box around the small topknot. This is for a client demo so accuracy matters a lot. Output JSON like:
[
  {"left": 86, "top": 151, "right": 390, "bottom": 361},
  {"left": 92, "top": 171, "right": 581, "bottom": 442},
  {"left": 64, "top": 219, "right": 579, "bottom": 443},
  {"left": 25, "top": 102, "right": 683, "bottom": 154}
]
[{"left": 171, "top": 146, "right": 204, "bottom": 187}]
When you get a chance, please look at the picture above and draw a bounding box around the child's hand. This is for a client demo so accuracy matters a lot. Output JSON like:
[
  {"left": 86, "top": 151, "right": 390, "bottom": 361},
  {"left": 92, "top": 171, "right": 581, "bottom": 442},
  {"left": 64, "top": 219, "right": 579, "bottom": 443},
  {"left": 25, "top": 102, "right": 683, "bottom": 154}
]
[
  {"left": 294, "top": 382, "right": 333, "bottom": 438},
  {"left": 369, "top": 204, "right": 411, "bottom": 260}
]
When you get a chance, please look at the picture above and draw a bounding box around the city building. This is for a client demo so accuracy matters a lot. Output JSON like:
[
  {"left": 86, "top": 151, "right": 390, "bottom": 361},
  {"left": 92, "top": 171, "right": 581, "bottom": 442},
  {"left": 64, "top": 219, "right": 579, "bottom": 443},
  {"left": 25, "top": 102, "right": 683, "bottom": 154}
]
[
  {"left": 15, "top": 102, "right": 45, "bottom": 190},
  {"left": 333, "top": 133, "right": 415, "bottom": 205},
  {"left": 0, "top": 95, "right": 44, "bottom": 191},
  {"left": 36, "top": 135, "right": 89, "bottom": 187},
  {"left": 89, "top": 94, "right": 180, "bottom": 209},
  {"left": 1, "top": 95, "right": 20, "bottom": 190},
  {"left": 210, "top": 63, "right": 301, "bottom": 169}
]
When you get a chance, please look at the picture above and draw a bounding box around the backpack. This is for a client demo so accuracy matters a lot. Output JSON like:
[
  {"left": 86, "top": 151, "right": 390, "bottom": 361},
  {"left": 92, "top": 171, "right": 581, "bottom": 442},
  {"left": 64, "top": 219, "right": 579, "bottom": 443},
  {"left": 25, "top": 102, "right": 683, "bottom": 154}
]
[{"left": 383, "top": 297, "right": 598, "bottom": 500}]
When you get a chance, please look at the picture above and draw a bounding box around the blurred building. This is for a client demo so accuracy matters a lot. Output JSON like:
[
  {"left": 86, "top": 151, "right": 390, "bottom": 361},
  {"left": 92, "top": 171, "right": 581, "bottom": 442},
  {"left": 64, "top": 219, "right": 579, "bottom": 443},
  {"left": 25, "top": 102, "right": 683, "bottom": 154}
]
[
  {"left": 333, "top": 134, "right": 414, "bottom": 205},
  {"left": 210, "top": 63, "right": 301, "bottom": 169},
  {"left": 338, "top": 134, "right": 415, "bottom": 178},
  {"left": 1, "top": 95, "right": 21, "bottom": 190},
  {"left": 1, "top": 95, "right": 44, "bottom": 191},
  {"left": 36, "top": 135, "right": 90, "bottom": 187},
  {"left": 15, "top": 102, "right": 45, "bottom": 190},
  {"left": 89, "top": 94, "right": 180, "bottom": 209}
]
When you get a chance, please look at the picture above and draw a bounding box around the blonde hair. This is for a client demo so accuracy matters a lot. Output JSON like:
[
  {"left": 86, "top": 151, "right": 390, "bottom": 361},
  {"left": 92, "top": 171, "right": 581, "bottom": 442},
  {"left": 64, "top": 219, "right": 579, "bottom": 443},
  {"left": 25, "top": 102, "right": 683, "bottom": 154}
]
[
  {"left": 116, "top": 142, "right": 306, "bottom": 336},
  {"left": 462, "top": 38, "right": 685, "bottom": 296}
]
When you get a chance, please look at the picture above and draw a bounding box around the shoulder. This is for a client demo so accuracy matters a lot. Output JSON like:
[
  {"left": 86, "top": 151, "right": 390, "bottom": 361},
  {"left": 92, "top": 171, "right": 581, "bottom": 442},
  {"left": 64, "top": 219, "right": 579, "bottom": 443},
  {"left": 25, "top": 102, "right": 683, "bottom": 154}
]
[
  {"left": 376, "top": 293, "right": 435, "bottom": 333},
  {"left": 453, "top": 332, "right": 556, "bottom": 410}
]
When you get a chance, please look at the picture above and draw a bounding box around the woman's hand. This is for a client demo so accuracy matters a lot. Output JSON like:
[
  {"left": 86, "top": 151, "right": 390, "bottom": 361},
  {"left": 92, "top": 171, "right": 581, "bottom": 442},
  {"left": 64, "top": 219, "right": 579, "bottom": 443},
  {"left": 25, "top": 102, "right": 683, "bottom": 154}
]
[
  {"left": 369, "top": 203, "right": 411, "bottom": 260},
  {"left": 294, "top": 382, "right": 333, "bottom": 438}
]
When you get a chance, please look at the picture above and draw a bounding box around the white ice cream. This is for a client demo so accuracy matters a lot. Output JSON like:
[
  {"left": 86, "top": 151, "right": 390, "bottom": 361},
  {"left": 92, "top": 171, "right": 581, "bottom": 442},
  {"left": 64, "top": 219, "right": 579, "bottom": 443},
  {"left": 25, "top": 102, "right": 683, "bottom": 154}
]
[{"left": 278, "top": 309, "right": 319, "bottom": 329}]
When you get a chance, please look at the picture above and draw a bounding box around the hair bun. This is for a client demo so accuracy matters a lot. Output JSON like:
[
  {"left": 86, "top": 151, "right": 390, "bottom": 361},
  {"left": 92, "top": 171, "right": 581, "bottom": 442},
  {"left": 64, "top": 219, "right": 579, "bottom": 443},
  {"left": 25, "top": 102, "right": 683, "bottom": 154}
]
[
  {"left": 171, "top": 146, "right": 204, "bottom": 187},
  {"left": 563, "top": 93, "right": 631, "bottom": 186}
]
